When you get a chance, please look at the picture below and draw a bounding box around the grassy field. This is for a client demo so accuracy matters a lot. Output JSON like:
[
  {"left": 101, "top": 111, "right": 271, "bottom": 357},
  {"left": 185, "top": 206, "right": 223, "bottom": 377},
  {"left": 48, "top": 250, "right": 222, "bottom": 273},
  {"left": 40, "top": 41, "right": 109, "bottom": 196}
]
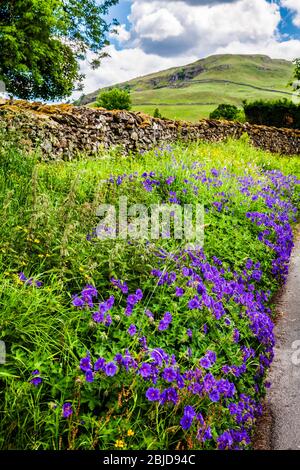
[
  {"left": 0, "top": 136, "right": 300, "bottom": 450},
  {"left": 78, "top": 54, "right": 294, "bottom": 122}
]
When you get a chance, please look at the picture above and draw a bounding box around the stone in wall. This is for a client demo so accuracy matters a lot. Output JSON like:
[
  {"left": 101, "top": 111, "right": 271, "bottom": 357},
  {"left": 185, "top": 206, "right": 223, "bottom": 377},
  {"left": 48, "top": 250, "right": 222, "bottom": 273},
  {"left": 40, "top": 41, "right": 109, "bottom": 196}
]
[{"left": 0, "top": 100, "right": 299, "bottom": 159}]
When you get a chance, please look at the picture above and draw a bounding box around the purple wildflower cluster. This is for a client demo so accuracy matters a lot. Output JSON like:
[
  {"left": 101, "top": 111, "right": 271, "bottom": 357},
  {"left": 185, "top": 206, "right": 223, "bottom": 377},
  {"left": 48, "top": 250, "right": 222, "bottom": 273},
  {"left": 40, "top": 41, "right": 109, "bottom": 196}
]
[
  {"left": 70, "top": 160, "right": 300, "bottom": 449},
  {"left": 19, "top": 272, "right": 42, "bottom": 288}
]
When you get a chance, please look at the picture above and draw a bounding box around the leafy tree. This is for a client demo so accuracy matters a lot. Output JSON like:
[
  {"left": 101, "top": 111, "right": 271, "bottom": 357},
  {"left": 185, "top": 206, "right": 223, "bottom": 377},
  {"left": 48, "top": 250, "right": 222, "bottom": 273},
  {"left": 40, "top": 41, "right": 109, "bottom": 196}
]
[
  {"left": 0, "top": 0, "right": 119, "bottom": 100},
  {"left": 96, "top": 88, "right": 131, "bottom": 110},
  {"left": 293, "top": 59, "right": 300, "bottom": 87},
  {"left": 153, "top": 108, "right": 163, "bottom": 119},
  {"left": 210, "top": 104, "right": 240, "bottom": 121}
]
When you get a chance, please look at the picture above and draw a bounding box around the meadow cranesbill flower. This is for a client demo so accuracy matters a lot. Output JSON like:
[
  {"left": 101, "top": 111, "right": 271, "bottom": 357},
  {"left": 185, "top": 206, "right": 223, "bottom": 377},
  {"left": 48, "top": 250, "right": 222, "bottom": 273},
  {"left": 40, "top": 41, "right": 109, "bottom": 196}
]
[
  {"left": 62, "top": 403, "right": 73, "bottom": 418},
  {"left": 80, "top": 353, "right": 92, "bottom": 372},
  {"left": 209, "top": 389, "right": 220, "bottom": 402},
  {"left": 145, "top": 387, "right": 160, "bottom": 401},
  {"left": 139, "top": 363, "right": 152, "bottom": 379},
  {"left": 30, "top": 370, "right": 42, "bottom": 387},
  {"left": 188, "top": 296, "right": 201, "bottom": 310},
  {"left": 92, "top": 311, "right": 105, "bottom": 323},
  {"left": 104, "top": 362, "right": 117, "bottom": 377},
  {"left": 180, "top": 415, "right": 193, "bottom": 431},
  {"left": 162, "top": 367, "right": 177, "bottom": 383},
  {"left": 233, "top": 328, "right": 240, "bottom": 343},
  {"left": 85, "top": 370, "right": 94, "bottom": 383},
  {"left": 128, "top": 324, "right": 137, "bottom": 337},
  {"left": 94, "top": 357, "right": 106, "bottom": 371},
  {"left": 175, "top": 286, "right": 184, "bottom": 297},
  {"left": 160, "top": 387, "right": 178, "bottom": 405}
]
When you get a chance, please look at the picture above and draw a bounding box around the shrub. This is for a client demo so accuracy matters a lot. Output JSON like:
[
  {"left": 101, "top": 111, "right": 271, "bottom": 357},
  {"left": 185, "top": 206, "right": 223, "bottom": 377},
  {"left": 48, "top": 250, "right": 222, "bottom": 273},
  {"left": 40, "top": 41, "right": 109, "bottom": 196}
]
[
  {"left": 243, "top": 99, "right": 300, "bottom": 129},
  {"left": 209, "top": 104, "right": 241, "bottom": 121},
  {"left": 154, "top": 108, "right": 163, "bottom": 119},
  {"left": 95, "top": 88, "right": 132, "bottom": 111}
]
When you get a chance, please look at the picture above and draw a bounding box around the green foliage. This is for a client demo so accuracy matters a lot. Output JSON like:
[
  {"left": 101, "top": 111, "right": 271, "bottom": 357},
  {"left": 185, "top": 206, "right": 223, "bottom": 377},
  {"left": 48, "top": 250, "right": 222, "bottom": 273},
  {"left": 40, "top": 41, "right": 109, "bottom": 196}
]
[
  {"left": 0, "top": 0, "right": 118, "bottom": 100},
  {"left": 96, "top": 88, "right": 132, "bottom": 111},
  {"left": 294, "top": 59, "right": 300, "bottom": 83},
  {"left": 243, "top": 98, "right": 300, "bottom": 129},
  {"left": 0, "top": 136, "right": 299, "bottom": 450},
  {"left": 209, "top": 104, "right": 241, "bottom": 121},
  {"left": 153, "top": 108, "right": 163, "bottom": 119}
]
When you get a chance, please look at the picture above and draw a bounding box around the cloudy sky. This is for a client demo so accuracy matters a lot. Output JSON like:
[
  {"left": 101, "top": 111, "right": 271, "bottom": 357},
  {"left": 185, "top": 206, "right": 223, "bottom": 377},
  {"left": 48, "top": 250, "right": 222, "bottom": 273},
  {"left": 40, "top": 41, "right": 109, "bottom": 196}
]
[{"left": 76, "top": 0, "right": 300, "bottom": 97}]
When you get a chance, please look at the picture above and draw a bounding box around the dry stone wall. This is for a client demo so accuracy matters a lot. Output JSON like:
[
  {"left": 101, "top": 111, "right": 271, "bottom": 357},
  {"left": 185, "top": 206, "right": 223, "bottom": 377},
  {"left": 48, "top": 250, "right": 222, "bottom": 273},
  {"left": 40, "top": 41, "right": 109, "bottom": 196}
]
[{"left": 0, "top": 100, "right": 299, "bottom": 159}]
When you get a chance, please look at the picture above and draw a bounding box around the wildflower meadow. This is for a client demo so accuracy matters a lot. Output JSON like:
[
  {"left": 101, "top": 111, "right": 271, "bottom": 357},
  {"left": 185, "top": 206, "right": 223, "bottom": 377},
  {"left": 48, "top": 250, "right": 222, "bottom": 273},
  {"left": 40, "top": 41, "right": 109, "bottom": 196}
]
[{"left": 0, "top": 136, "right": 299, "bottom": 450}]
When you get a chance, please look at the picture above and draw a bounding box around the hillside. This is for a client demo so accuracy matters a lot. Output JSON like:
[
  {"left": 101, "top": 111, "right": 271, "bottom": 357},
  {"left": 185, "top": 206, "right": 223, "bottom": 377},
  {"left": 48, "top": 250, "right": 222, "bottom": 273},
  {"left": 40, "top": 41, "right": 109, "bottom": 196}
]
[{"left": 76, "top": 54, "right": 294, "bottom": 121}]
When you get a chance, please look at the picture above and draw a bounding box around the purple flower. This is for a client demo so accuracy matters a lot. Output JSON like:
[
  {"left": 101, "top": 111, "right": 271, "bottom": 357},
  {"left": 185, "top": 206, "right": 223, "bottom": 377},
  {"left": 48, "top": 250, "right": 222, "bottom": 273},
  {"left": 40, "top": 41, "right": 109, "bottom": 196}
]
[
  {"left": 92, "top": 311, "right": 105, "bottom": 323},
  {"left": 62, "top": 403, "right": 73, "bottom": 418},
  {"left": 233, "top": 328, "right": 240, "bottom": 343},
  {"left": 125, "top": 305, "right": 133, "bottom": 316},
  {"left": 145, "top": 387, "right": 160, "bottom": 401},
  {"left": 145, "top": 309, "right": 154, "bottom": 319},
  {"left": 136, "top": 289, "right": 143, "bottom": 300},
  {"left": 203, "top": 426, "right": 212, "bottom": 441},
  {"left": 166, "top": 176, "right": 175, "bottom": 185},
  {"left": 200, "top": 357, "right": 211, "bottom": 369},
  {"left": 127, "top": 294, "right": 138, "bottom": 306},
  {"left": 104, "top": 362, "right": 117, "bottom": 377},
  {"left": 94, "top": 357, "right": 106, "bottom": 371},
  {"left": 162, "top": 367, "right": 177, "bottom": 383},
  {"left": 186, "top": 329, "right": 192, "bottom": 338},
  {"left": 175, "top": 287, "right": 184, "bottom": 297},
  {"left": 72, "top": 296, "right": 84, "bottom": 308},
  {"left": 184, "top": 406, "right": 196, "bottom": 418},
  {"left": 80, "top": 353, "right": 92, "bottom": 372},
  {"left": 85, "top": 370, "right": 94, "bottom": 383},
  {"left": 188, "top": 296, "right": 201, "bottom": 310},
  {"left": 180, "top": 415, "right": 193, "bottom": 431},
  {"left": 139, "top": 363, "right": 152, "bottom": 379},
  {"left": 209, "top": 389, "right": 220, "bottom": 402},
  {"left": 207, "top": 351, "right": 216, "bottom": 364},
  {"left": 163, "top": 312, "right": 172, "bottom": 323},
  {"left": 160, "top": 387, "right": 178, "bottom": 405},
  {"left": 30, "top": 376, "right": 42, "bottom": 387},
  {"left": 105, "top": 314, "right": 112, "bottom": 326},
  {"left": 128, "top": 324, "right": 137, "bottom": 336}
]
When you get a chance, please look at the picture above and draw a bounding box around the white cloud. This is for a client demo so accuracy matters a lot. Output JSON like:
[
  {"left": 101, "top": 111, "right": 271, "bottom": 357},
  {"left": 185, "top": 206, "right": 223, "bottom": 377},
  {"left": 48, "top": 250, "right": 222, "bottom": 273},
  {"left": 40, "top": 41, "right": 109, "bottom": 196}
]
[
  {"left": 110, "top": 24, "right": 131, "bottom": 43},
  {"left": 134, "top": 8, "right": 184, "bottom": 41},
  {"left": 281, "top": 0, "right": 300, "bottom": 27},
  {"left": 129, "top": 0, "right": 281, "bottom": 56},
  {"left": 215, "top": 38, "right": 300, "bottom": 60}
]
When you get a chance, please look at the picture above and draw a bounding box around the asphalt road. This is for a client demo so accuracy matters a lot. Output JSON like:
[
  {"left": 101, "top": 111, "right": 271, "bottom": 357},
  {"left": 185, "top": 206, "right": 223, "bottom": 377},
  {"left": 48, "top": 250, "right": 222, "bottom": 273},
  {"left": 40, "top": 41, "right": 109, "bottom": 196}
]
[{"left": 265, "top": 227, "right": 300, "bottom": 450}]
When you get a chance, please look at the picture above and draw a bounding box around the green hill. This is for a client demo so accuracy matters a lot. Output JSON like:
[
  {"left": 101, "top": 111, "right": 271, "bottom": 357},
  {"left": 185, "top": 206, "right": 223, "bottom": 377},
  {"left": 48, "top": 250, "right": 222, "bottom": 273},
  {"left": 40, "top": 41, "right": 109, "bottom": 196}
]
[{"left": 76, "top": 54, "right": 295, "bottom": 121}]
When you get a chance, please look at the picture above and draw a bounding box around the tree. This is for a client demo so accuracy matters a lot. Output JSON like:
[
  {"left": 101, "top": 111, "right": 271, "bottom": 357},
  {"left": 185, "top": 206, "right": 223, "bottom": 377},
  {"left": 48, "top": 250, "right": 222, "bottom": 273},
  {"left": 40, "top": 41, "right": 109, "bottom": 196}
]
[
  {"left": 293, "top": 59, "right": 300, "bottom": 86},
  {"left": 0, "top": 0, "right": 119, "bottom": 100},
  {"left": 96, "top": 88, "right": 131, "bottom": 111},
  {"left": 153, "top": 108, "right": 163, "bottom": 119},
  {"left": 210, "top": 104, "right": 240, "bottom": 121}
]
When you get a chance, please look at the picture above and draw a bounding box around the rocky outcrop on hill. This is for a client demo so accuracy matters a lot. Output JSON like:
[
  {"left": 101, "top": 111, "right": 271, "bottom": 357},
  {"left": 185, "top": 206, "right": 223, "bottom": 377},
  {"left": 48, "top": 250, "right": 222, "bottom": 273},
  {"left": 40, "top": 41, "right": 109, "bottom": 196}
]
[{"left": 0, "top": 100, "right": 299, "bottom": 159}]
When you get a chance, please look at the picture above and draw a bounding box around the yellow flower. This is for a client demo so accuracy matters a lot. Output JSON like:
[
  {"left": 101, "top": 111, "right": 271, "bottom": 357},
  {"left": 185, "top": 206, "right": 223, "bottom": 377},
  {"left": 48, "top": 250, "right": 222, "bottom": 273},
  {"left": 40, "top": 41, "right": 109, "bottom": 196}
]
[
  {"left": 114, "top": 440, "right": 125, "bottom": 449},
  {"left": 34, "top": 239, "right": 40, "bottom": 244},
  {"left": 127, "top": 429, "right": 134, "bottom": 437},
  {"left": 79, "top": 267, "right": 84, "bottom": 272}
]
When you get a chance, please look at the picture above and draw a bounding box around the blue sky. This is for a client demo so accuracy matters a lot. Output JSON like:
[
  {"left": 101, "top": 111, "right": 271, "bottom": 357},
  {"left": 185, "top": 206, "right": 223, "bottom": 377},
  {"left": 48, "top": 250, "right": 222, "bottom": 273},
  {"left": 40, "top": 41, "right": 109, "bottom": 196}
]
[{"left": 78, "top": 0, "right": 300, "bottom": 96}]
